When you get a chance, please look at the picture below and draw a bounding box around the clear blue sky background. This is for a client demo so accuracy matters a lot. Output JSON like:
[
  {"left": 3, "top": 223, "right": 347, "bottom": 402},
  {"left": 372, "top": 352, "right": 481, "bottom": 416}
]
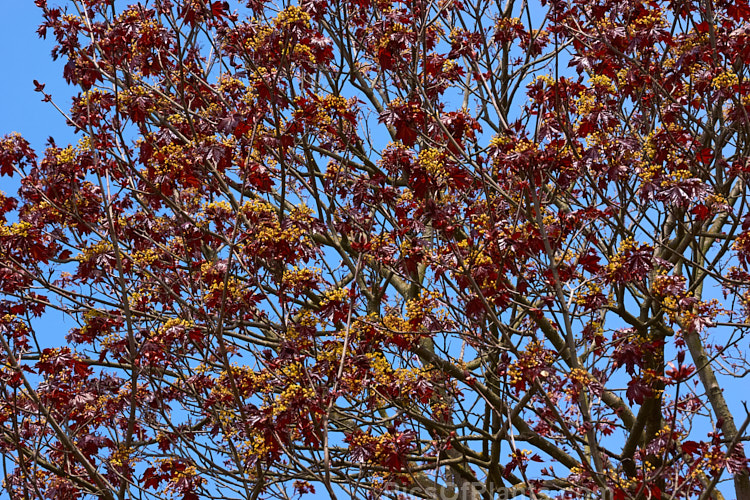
[{"left": 0, "top": 2, "right": 74, "bottom": 154}]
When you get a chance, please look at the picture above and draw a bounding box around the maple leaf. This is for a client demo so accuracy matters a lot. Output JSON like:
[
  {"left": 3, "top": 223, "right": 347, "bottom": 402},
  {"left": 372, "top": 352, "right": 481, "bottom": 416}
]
[
  {"left": 680, "top": 440, "right": 702, "bottom": 456},
  {"left": 626, "top": 377, "right": 653, "bottom": 405}
]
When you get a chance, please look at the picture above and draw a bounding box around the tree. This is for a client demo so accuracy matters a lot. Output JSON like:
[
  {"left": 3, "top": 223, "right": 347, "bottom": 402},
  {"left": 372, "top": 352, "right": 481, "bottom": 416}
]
[{"left": 1, "top": 0, "right": 750, "bottom": 498}]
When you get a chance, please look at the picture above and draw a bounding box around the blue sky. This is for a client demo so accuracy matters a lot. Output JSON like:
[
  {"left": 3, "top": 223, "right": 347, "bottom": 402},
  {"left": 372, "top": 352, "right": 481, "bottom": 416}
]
[{"left": 0, "top": 3, "right": 75, "bottom": 154}]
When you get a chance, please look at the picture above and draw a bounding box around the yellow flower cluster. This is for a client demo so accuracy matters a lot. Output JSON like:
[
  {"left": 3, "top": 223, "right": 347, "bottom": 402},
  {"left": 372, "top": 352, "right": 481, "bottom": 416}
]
[
  {"left": 705, "top": 193, "right": 727, "bottom": 210},
  {"left": 212, "top": 365, "right": 272, "bottom": 401},
  {"left": 0, "top": 221, "right": 32, "bottom": 238},
  {"left": 238, "top": 199, "right": 314, "bottom": 250},
  {"left": 442, "top": 59, "right": 457, "bottom": 72},
  {"left": 650, "top": 273, "right": 682, "bottom": 297},
  {"left": 629, "top": 11, "right": 666, "bottom": 32},
  {"left": 294, "top": 93, "right": 352, "bottom": 127},
  {"left": 322, "top": 94, "right": 349, "bottom": 110},
  {"left": 406, "top": 290, "right": 443, "bottom": 324},
  {"left": 510, "top": 138, "right": 536, "bottom": 154},
  {"left": 317, "top": 341, "right": 344, "bottom": 363},
  {"left": 149, "top": 142, "right": 188, "bottom": 176},
  {"left": 282, "top": 267, "right": 319, "bottom": 287},
  {"left": 240, "top": 198, "right": 275, "bottom": 217},
  {"left": 574, "top": 91, "right": 598, "bottom": 116},
  {"left": 159, "top": 318, "right": 193, "bottom": 333},
  {"left": 488, "top": 134, "right": 511, "bottom": 148},
  {"left": 377, "top": 23, "right": 410, "bottom": 50},
  {"left": 319, "top": 286, "right": 348, "bottom": 308},
  {"left": 56, "top": 146, "right": 77, "bottom": 164},
  {"left": 366, "top": 351, "right": 393, "bottom": 385},
  {"left": 297, "top": 309, "right": 320, "bottom": 332},
  {"left": 605, "top": 238, "right": 651, "bottom": 276},
  {"left": 109, "top": 445, "right": 133, "bottom": 468},
  {"left": 574, "top": 282, "right": 606, "bottom": 307},
  {"left": 638, "top": 163, "right": 662, "bottom": 183},
  {"left": 275, "top": 6, "right": 311, "bottom": 28},
  {"left": 156, "top": 458, "right": 205, "bottom": 495},
  {"left": 100, "top": 332, "right": 123, "bottom": 353},
  {"left": 118, "top": 6, "right": 145, "bottom": 23},
  {"left": 452, "top": 239, "right": 492, "bottom": 269},
  {"left": 76, "top": 240, "right": 112, "bottom": 261},
  {"left": 662, "top": 168, "right": 692, "bottom": 187},
  {"left": 244, "top": 25, "right": 273, "bottom": 51},
  {"left": 566, "top": 368, "right": 590, "bottom": 397},
  {"left": 699, "top": 448, "right": 727, "bottom": 473},
  {"left": 494, "top": 17, "right": 522, "bottom": 33},
  {"left": 469, "top": 213, "right": 491, "bottom": 237},
  {"left": 202, "top": 200, "right": 233, "bottom": 213},
  {"left": 382, "top": 312, "right": 411, "bottom": 334},
  {"left": 274, "top": 383, "right": 316, "bottom": 414},
  {"left": 712, "top": 70, "right": 739, "bottom": 90},
  {"left": 346, "top": 431, "right": 380, "bottom": 461},
  {"left": 119, "top": 85, "right": 158, "bottom": 114},
  {"left": 588, "top": 74, "right": 616, "bottom": 93},
  {"left": 243, "top": 433, "right": 272, "bottom": 458},
  {"left": 507, "top": 340, "right": 555, "bottom": 387},
  {"left": 77, "top": 309, "right": 107, "bottom": 338},
  {"left": 734, "top": 232, "right": 750, "bottom": 253},
  {"left": 132, "top": 248, "right": 160, "bottom": 267},
  {"left": 218, "top": 75, "right": 247, "bottom": 93},
  {"left": 207, "top": 277, "right": 245, "bottom": 300},
  {"left": 347, "top": 430, "right": 408, "bottom": 464},
  {"left": 75, "top": 90, "right": 110, "bottom": 114},
  {"left": 292, "top": 43, "right": 317, "bottom": 64}
]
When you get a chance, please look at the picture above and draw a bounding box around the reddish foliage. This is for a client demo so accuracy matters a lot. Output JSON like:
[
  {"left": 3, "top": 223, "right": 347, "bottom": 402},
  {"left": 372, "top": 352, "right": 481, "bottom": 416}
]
[{"left": 1, "top": 0, "right": 750, "bottom": 499}]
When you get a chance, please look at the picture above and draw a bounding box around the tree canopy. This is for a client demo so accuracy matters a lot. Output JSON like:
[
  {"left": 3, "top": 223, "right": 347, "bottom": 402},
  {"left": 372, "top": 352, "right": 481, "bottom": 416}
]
[{"left": 2, "top": 0, "right": 750, "bottom": 498}]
